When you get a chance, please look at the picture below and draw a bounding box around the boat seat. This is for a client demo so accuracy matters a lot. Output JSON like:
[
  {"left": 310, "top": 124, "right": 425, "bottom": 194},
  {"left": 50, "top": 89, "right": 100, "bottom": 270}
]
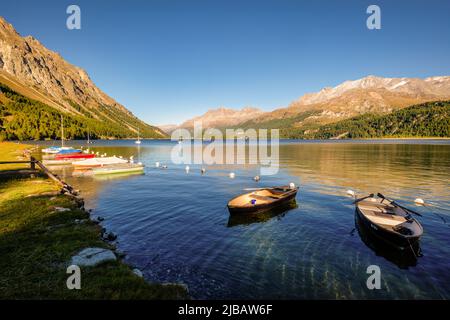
[
  {"left": 360, "top": 208, "right": 406, "bottom": 226},
  {"left": 249, "top": 194, "right": 277, "bottom": 202},
  {"left": 358, "top": 203, "right": 396, "bottom": 214}
]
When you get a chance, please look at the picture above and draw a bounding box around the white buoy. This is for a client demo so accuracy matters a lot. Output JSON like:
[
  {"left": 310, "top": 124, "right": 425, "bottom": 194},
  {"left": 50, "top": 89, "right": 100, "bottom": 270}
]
[
  {"left": 346, "top": 190, "right": 355, "bottom": 197},
  {"left": 253, "top": 175, "right": 260, "bottom": 182},
  {"left": 155, "top": 161, "right": 160, "bottom": 168},
  {"left": 229, "top": 172, "right": 235, "bottom": 179},
  {"left": 414, "top": 198, "right": 425, "bottom": 205},
  {"left": 289, "top": 182, "right": 296, "bottom": 189},
  {"left": 201, "top": 168, "right": 206, "bottom": 174},
  {"left": 185, "top": 165, "right": 190, "bottom": 173}
]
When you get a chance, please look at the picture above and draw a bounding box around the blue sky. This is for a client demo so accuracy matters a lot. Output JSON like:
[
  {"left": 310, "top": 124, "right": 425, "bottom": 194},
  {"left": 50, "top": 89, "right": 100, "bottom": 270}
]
[{"left": 2, "top": 0, "right": 450, "bottom": 125}]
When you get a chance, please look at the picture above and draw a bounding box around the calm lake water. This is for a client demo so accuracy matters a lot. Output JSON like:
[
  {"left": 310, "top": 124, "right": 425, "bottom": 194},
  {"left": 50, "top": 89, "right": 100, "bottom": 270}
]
[{"left": 33, "top": 139, "right": 450, "bottom": 299}]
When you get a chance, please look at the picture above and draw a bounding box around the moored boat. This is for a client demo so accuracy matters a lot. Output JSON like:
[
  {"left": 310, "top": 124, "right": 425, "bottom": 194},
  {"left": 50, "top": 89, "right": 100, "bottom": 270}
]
[
  {"left": 42, "top": 158, "right": 74, "bottom": 166},
  {"left": 354, "top": 193, "right": 423, "bottom": 249},
  {"left": 42, "top": 146, "right": 74, "bottom": 154},
  {"left": 227, "top": 185, "right": 299, "bottom": 215},
  {"left": 55, "top": 153, "right": 95, "bottom": 160},
  {"left": 72, "top": 156, "right": 129, "bottom": 168},
  {"left": 92, "top": 163, "right": 144, "bottom": 175},
  {"left": 56, "top": 148, "right": 82, "bottom": 154}
]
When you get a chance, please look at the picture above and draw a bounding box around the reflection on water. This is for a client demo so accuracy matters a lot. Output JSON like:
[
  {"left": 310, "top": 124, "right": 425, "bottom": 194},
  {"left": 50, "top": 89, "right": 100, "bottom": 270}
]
[
  {"left": 354, "top": 212, "right": 421, "bottom": 269},
  {"left": 227, "top": 201, "right": 298, "bottom": 228},
  {"left": 30, "top": 139, "right": 450, "bottom": 299}
]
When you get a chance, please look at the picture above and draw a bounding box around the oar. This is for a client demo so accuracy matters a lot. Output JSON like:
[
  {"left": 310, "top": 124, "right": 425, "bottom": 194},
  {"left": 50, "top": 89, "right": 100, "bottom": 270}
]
[
  {"left": 377, "top": 193, "right": 423, "bottom": 217},
  {"left": 352, "top": 193, "right": 374, "bottom": 204}
]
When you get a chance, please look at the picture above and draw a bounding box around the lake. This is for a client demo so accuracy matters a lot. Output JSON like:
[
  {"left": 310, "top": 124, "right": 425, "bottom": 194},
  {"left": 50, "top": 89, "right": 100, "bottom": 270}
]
[{"left": 32, "top": 139, "right": 450, "bottom": 299}]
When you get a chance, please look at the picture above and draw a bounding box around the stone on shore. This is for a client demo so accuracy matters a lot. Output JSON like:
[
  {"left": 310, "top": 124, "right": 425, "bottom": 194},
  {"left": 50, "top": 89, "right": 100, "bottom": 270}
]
[
  {"left": 132, "top": 268, "right": 144, "bottom": 277},
  {"left": 70, "top": 247, "right": 116, "bottom": 267}
]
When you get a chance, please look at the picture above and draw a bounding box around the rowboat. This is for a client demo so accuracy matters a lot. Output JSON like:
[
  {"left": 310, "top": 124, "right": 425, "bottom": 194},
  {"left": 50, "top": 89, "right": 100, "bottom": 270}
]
[
  {"left": 355, "top": 212, "right": 420, "bottom": 268},
  {"left": 354, "top": 193, "right": 423, "bottom": 249},
  {"left": 72, "top": 156, "right": 128, "bottom": 168},
  {"left": 227, "top": 185, "right": 299, "bottom": 215},
  {"left": 92, "top": 163, "right": 144, "bottom": 175},
  {"left": 55, "top": 153, "right": 95, "bottom": 160},
  {"left": 42, "top": 159, "right": 74, "bottom": 166}
]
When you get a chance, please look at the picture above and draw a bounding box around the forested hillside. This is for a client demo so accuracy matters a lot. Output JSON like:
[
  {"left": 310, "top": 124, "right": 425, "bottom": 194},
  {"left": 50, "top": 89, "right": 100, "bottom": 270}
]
[
  {"left": 283, "top": 101, "right": 450, "bottom": 139},
  {"left": 0, "top": 83, "right": 166, "bottom": 141}
]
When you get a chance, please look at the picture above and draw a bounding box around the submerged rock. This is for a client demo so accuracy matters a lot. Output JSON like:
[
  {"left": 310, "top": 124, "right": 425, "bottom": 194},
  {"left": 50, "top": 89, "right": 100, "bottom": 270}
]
[
  {"left": 102, "top": 231, "right": 117, "bottom": 241},
  {"left": 70, "top": 247, "right": 116, "bottom": 267}
]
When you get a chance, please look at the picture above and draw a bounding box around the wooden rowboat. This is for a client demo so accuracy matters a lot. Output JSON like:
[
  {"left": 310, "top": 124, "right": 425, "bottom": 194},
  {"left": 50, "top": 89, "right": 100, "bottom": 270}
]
[
  {"left": 227, "top": 186, "right": 299, "bottom": 215},
  {"left": 355, "top": 194, "right": 423, "bottom": 249}
]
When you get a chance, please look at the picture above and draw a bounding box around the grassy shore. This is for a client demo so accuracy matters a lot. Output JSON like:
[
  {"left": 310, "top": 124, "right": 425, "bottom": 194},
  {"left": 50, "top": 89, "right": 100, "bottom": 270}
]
[{"left": 0, "top": 142, "right": 188, "bottom": 299}]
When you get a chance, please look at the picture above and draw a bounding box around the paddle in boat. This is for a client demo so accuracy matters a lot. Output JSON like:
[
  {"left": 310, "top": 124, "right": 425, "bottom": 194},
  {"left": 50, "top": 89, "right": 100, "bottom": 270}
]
[
  {"left": 72, "top": 156, "right": 129, "bottom": 168},
  {"left": 354, "top": 193, "right": 423, "bottom": 249},
  {"left": 227, "top": 184, "right": 299, "bottom": 215}
]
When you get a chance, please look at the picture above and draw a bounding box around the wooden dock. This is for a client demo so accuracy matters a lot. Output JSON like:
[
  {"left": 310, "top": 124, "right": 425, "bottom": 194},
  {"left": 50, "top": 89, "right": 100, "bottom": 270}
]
[{"left": 0, "top": 152, "right": 78, "bottom": 196}]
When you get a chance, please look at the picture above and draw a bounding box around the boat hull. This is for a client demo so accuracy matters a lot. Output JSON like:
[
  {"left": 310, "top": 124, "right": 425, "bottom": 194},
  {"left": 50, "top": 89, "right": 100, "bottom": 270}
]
[
  {"left": 93, "top": 165, "right": 144, "bottom": 175},
  {"left": 355, "top": 207, "right": 421, "bottom": 250},
  {"left": 228, "top": 188, "right": 298, "bottom": 215},
  {"left": 55, "top": 153, "right": 95, "bottom": 160},
  {"left": 355, "top": 213, "right": 420, "bottom": 268}
]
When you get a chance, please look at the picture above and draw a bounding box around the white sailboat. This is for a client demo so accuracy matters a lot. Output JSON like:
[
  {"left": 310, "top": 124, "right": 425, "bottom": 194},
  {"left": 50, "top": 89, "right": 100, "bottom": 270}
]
[
  {"left": 135, "top": 128, "right": 141, "bottom": 144},
  {"left": 42, "top": 115, "right": 74, "bottom": 153}
]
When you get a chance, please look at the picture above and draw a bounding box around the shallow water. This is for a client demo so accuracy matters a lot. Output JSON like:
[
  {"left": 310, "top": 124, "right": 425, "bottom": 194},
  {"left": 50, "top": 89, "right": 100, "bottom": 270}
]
[{"left": 32, "top": 139, "right": 450, "bottom": 299}]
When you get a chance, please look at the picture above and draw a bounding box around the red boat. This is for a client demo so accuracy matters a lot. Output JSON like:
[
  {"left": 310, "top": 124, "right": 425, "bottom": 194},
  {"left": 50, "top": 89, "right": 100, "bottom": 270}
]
[{"left": 55, "top": 153, "right": 95, "bottom": 160}]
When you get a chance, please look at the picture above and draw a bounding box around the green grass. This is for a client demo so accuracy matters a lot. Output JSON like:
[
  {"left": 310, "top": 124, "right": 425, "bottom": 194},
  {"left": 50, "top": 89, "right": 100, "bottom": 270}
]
[
  {"left": 0, "top": 141, "right": 35, "bottom": 170},
  {"left": 0, "top": 143, "right": 188, "bottom": 299}
]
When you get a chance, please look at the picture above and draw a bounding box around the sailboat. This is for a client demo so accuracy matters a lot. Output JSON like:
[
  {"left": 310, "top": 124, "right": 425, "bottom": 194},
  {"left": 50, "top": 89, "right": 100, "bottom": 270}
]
[
  {"left": 87, "top": 128, "right": 92, "bottom": 144},
  {"left": 42, "top": 115, "right": 78, "bottom": 154},
  {"left": 135, "top": 128, "right": 142, "bottom": 144}
]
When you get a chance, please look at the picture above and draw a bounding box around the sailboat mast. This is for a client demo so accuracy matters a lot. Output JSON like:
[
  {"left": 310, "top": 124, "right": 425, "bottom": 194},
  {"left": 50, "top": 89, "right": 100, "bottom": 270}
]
[{"left": 61, "top": 114, "right": 64, "bottom": 147}]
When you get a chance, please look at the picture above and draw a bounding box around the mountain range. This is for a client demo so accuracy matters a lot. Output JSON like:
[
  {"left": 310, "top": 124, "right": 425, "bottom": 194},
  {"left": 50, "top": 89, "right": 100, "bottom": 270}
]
[
  {"left": 0, "top": 15, "right": 448, "bottom": 141},
  {"left": 165, "top": 75, "right": 450, "bottom": 136},
  {"left": 0, "top": 16, "right": 165, "bottom": 140}
]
